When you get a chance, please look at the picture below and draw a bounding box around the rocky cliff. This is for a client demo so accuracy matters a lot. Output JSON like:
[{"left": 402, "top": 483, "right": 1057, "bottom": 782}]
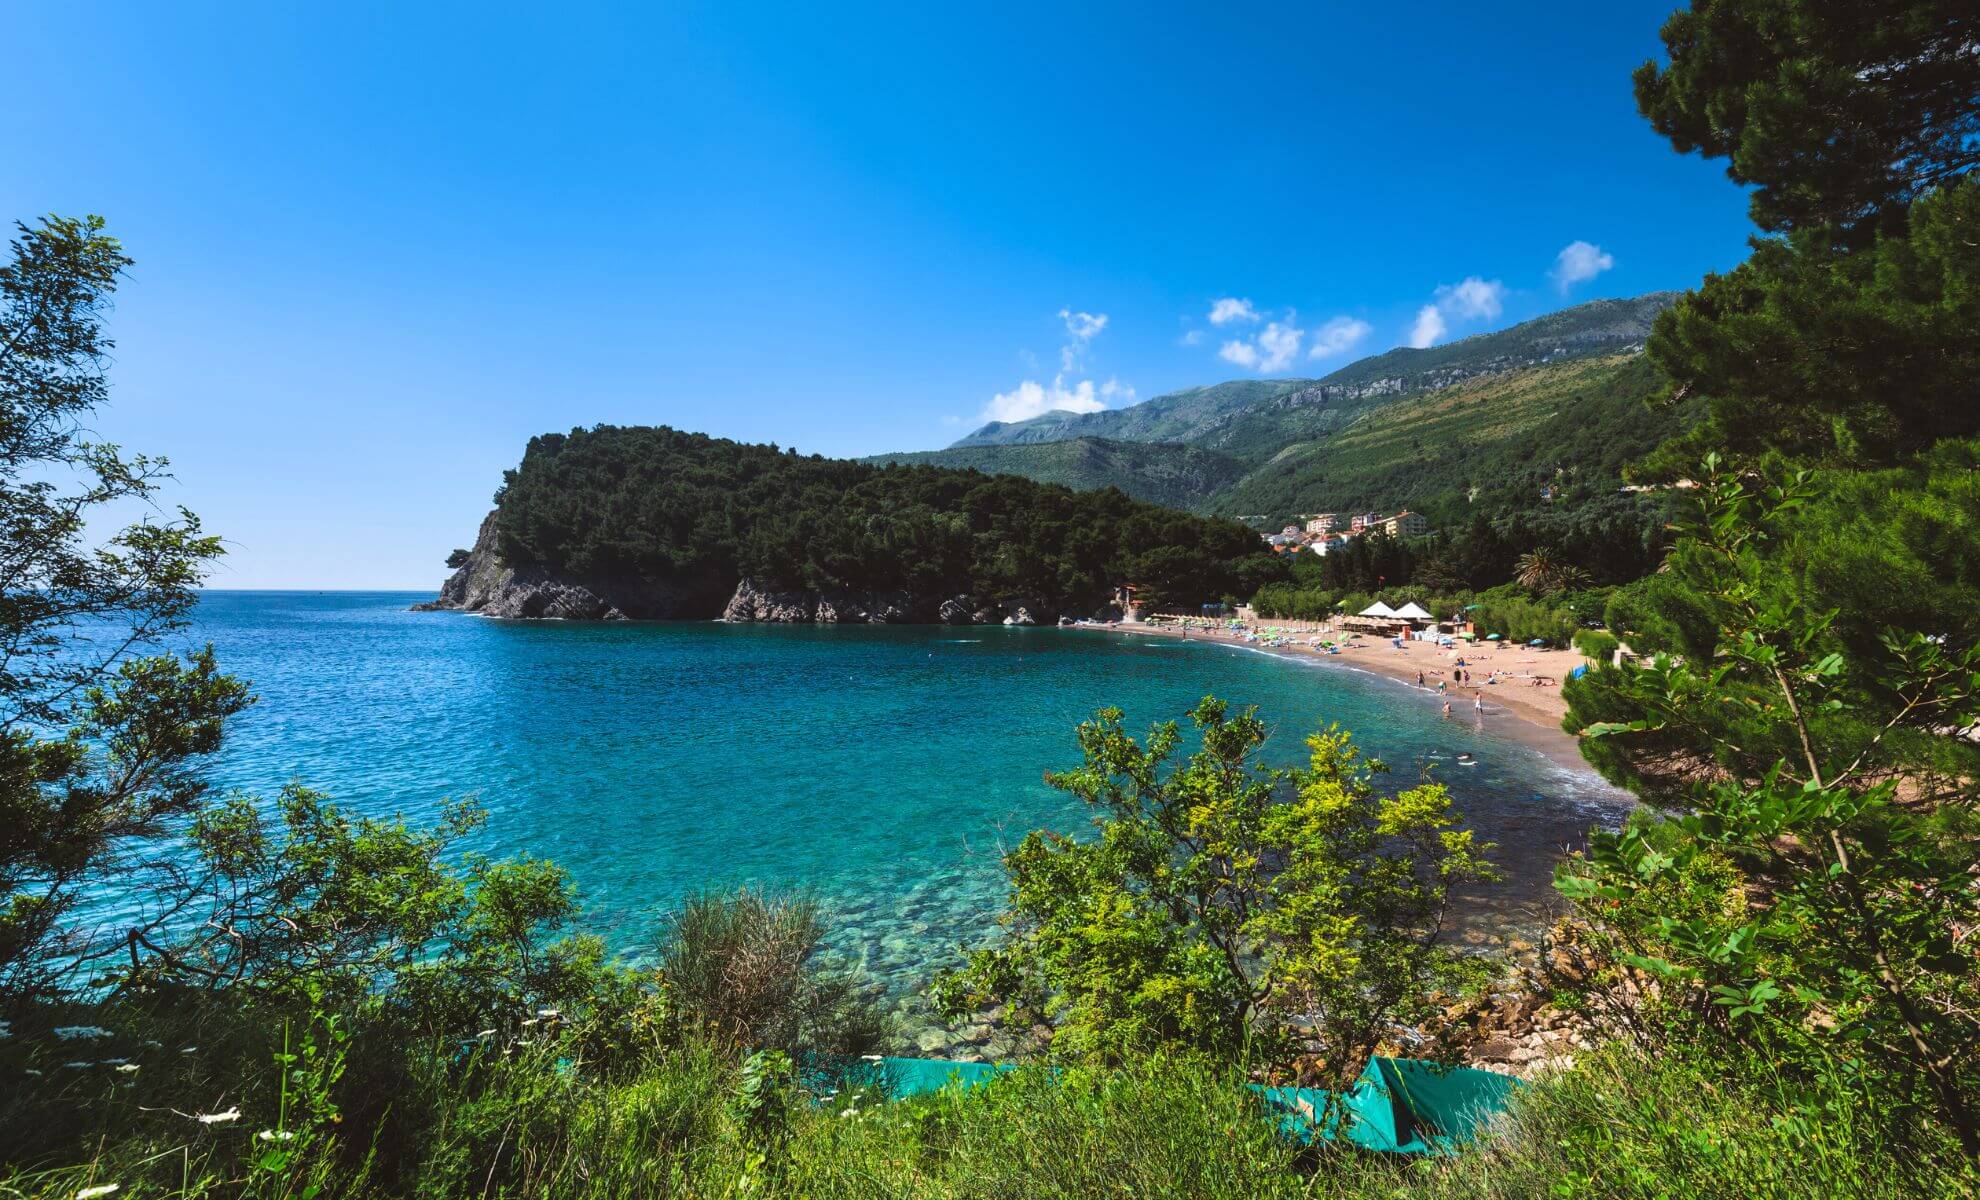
[
  {"left": 413, "top": 511, "right": 731, "bottom": 620},
  {"left": 416, "top": 512, "right": 1120, "bottom": 625}
]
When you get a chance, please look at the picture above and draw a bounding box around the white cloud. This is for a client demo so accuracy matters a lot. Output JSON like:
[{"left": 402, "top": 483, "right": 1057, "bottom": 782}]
[
  {"left": 1218, "top": 339, "right": 1260, "bottom": 369},
  {"left": 1407, "top": 276, "right": 1507, "bottom": 348},
  {"left": 1437, "top": 276, "right": 1506, "bottom": 321},
  {"left": 1219, "top": 314, "right": 1305, "bottom": 373},
  {"left": 1179, "top": 329, "right": 1205, "bottom": 347},
  {"left": 1057, "top": 308, "right": 1107, "bottom": 371},
  {"left": 1308, "top": 316, "right": 1371, "bottom": 360},
  {"left": 1208, "top": 297, "right": 1260, "bottom": 326},
  {"left": 1254, "top": 320, "right": 1303, "bottom": 371},
  {"left": 985, "top": 307, "right": 1127, "bottom": 423},
  {"left": 1408, "top": 304, "right": 1447, "bottom": 349},
  {"left": 1550, "top": 240, "right": 1615, "bottom": 292},
  {"left": 984, "top": 377, "right": 1106, "bottom": 424}
]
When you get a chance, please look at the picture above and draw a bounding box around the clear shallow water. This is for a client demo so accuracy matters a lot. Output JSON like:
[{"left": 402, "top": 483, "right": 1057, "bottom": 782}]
[{"left": 179, "top": 592, "right": 1632, "bottom": 994}]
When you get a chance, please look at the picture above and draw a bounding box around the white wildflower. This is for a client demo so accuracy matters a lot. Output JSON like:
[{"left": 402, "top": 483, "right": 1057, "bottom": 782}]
[
  {"left": 519, "top": 1019, "right": 539, "bottom": 1028},
  {"left": 536, "top": 1008, "right": 561, "bottom": 1019},
  {"left": 24, "top": 1068, "right": 42, "bottom": 1076},
  {"left": 475, "top": 1029, "right": 495, "bottom": 1039},
  {"left": 114, "top": 1063, "right": 140, "bottom": 1074},
  {"left": 179, "top": 1046, "right": 198, "bottom": 1054},
  {"left": 76, "top": 1185, "right": 120, "bottom": 1198},
  {"left": 195, "top": 1107, "right": 242, "bottom": 1125},
  {"left": 64, "top": 1061, "right": 92, "bottom": 1069},
  {"left": 257, "top": 1130, "right": 296, "bottom": 1143},
  {"left": 53, "top": 1026, "right": 112, "bottom": 1041},
  {"left": 142, "top": 1039, "right": 162, "bottom": 1048}
]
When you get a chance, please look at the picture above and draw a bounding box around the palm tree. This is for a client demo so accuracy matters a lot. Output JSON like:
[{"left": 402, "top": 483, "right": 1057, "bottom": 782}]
[{"left": 1514, "top": 548, "right": 1591, "bottom": 594}]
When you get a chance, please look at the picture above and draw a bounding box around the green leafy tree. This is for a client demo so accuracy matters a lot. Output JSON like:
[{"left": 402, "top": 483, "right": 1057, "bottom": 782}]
[
  {"left": 1513, "top": 547, "right": 1591, "bottom": 595},
  {"left": 1561, "top": 457, "right": 1980, "bottom": 1153},
  {"left": 1573, "top": 448, "right": 1980, "bottom": 804},
  {"left": 939, "top": 698, "right": 1492, "bottom": 1093},
  {"left": 1644, "top": 177, "right": 1980, "bottom": 466},
  {"left": 1635, "top": 0, "right": 1980, "bottom": 236},
  {"left": 0, "top": 215, "right": 246, "bottom": 996}
]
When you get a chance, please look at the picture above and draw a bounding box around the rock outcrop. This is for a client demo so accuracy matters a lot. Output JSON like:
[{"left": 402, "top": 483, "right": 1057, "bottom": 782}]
[
  {"left": 415, "top": 517, "right": 1122, "bottom": 626},
  {"left": 720, "top": 580, "right": 932, "bottom": 624},
  {"left": 412, "top": 512, "right": 729, "bottom": 620}
]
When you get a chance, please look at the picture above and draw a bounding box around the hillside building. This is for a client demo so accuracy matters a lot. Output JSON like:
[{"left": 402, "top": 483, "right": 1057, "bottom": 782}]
[{"left": 1382, "top": 511, "right": 1427, "bottom": 538}]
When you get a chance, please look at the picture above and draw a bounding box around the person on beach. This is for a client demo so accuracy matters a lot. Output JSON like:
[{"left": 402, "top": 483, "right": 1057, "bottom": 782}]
[
  {"left": 1417, "top": 670, "right": 1425, "bottom": 687},
  {"left": 1441, "top": 699, "right": 1452, "bottom": 718},
  {"left": 1473, "top": 694, "right": 1483, "bottom": 712}
]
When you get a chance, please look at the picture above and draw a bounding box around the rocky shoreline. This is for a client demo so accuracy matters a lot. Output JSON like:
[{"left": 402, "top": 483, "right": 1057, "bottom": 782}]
[{"left": 414, "top": 511, "right": 1124, "bottom": 625}]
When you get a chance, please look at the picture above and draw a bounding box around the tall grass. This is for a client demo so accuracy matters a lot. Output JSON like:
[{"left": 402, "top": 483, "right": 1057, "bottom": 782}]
[
  {"left": 5, "top": 1010, "right": 1972, "bottom": 1199},
  {"left": 4, "top": 892, "right": 1972, "bottom": 1198}
]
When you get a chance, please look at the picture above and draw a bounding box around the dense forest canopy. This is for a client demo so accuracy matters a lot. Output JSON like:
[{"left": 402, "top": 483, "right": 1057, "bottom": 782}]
[{"left": 492, "top": 425, "right": 1285, "bottom": 611}]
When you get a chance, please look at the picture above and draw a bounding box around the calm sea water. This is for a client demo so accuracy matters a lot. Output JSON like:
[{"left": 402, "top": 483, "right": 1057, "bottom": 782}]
[{"left": 178, "top": 591, "right": 1631, "bottom": 993}]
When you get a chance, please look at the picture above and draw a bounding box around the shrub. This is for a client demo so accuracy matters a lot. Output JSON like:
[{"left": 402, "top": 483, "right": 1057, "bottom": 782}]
[{"left": 659, "top": 891, "right": 887, "bottom": 1058}]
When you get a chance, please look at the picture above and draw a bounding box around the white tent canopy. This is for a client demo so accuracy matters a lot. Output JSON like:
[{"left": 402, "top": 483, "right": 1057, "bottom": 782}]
[
  {"left": 1390, "top": 602, "right": 1434, "bottom": 621},
  {"left": 1357, "top": 601, "right": 1397, "bottom": 618}
]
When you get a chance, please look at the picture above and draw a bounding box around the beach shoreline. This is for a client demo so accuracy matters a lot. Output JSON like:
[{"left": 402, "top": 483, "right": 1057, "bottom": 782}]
[{"left": 1072, "top": 617, "right": 1608, "bottom": 781}]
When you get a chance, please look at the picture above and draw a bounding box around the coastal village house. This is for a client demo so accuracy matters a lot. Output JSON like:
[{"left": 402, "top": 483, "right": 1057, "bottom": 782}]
[
  {"left": 1382, "top": 511, "right": 1427, "bottom": 538},
  {"left": 1262, "top": 509, "right": 1431, "bottom": 554}
]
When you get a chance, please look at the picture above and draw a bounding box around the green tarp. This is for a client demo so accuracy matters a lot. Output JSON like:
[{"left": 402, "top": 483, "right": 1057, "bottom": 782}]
[{"left": 821, "top": 1054, "right": 1519, "bottom": 1157}]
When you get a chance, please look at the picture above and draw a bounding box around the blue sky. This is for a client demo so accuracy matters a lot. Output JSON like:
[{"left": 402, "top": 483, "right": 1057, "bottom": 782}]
[{"left": 4, "top": 2, "right": 1755, "bottom": 588}]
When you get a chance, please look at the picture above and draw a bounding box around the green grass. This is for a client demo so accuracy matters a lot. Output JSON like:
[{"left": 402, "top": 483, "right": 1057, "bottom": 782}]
[{"left": 3, "top": 993, "right": 1971, "bottom": 1199}]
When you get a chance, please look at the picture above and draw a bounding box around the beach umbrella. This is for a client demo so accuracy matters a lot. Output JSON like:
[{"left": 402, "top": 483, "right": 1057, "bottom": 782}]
[
  {"left": 1528, "top": 639, "right": 1547, "bottom": 647},
  {"left": 1456, "top": 631, "right": 1475, "bottom": 640},
  {"left": 1485, "top": 634, "right": 1501, "bottom": 641}
]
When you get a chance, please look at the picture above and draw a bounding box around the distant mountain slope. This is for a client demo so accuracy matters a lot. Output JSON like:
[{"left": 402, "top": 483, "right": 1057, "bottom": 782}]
[
  {"left": 949, "top": 293, "right": 1679, "bottom": 456},
  {"left": 948, "top": 379, "right": 1306, "bottom": 449},
  {"left": 1211, "top": 352, "right": 1680, "bottom": 523},
  {"left": 867, "top": 438, "right": 1248, "bottom": 510}
]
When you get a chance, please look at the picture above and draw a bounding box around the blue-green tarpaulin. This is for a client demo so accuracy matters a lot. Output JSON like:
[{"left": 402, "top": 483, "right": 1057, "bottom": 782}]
[{"left": 817, "top": 1055, "right": 1518, "bottom": 1157}]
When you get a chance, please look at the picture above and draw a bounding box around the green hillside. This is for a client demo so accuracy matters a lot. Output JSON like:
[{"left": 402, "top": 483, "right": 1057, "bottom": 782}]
[
  {"left": 865, "top": 437, "right": 1247, "bottom": 509},
  {"left": 947, "top": 379, "right": 1309, "bottom": 448},
  {"left": 948, "top": 293, "right": 1677, "bottom": 456},
  {"left": 1212, "top": 353, "right": 1685, "bottom": 524}
]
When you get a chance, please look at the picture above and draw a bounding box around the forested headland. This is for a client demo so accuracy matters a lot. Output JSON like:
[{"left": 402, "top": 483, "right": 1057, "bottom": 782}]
[{"left": 427, "top": 424, "right": 1285, "bottom": 621}]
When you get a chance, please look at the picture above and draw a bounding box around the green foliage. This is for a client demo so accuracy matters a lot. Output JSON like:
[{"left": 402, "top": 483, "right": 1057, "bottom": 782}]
[
  {"left": 938, "top": 698, "right": 1491, "bottom": 1092},
  {"left": 657, "top": 891, "right": 887, "bottom": 1059},
  {"left": 1217, "top": 354, "right": 1687, "bottom": 536},
  {"left": 1560, "top": 457, "right": 1980, "bottom": 1153},
  {"left": 492, "top": 425, "right": 1285, "bottom": 613},
  {"left": 1465, "top": 589, "right": 1590, "bottom": 648},
  {"left": 1511, "top": 548, "right": 1589, "bottom": 596},
  {"left": 1569, "top": 448, "right": 1980, "bottom": 804},
  {"left": 1645, "top": 177, "right": 1980, "bottom": 466},
  {"left": 1572, "top": 629, "right": 1620, "bottom": 663},
  {"left": 0, "top": 215, "right": 244, "bottom": 996},
  {"left": 1633, "top": 0, "right": 1980, "bottom": 235},
  {"left": 443, "top": 547, "right": 470, "bottom": 569},
  {"left": 866, "top": 437, "right": 1250, "bottom": 510}
]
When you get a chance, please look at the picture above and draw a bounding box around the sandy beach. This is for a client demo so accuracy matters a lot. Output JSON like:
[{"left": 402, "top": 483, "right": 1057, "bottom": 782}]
[{"left": 1083, "top": 617, "right": 1594, "bottom": 767}]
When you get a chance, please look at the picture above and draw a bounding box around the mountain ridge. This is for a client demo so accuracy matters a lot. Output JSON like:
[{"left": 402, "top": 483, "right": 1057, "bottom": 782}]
[{"left": 944, "top": 293, "right": 1679, "bottom": 455}]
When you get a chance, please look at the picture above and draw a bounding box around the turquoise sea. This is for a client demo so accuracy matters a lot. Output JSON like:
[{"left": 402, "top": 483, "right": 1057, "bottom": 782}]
[{"left": 181, "top": 591, "right": 1631, "bottom": 996}]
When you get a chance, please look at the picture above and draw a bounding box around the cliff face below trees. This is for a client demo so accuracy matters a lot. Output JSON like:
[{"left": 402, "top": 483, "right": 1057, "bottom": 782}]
[{"left": 415, "top": 512, "right": 1120, "bottom": 625}]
